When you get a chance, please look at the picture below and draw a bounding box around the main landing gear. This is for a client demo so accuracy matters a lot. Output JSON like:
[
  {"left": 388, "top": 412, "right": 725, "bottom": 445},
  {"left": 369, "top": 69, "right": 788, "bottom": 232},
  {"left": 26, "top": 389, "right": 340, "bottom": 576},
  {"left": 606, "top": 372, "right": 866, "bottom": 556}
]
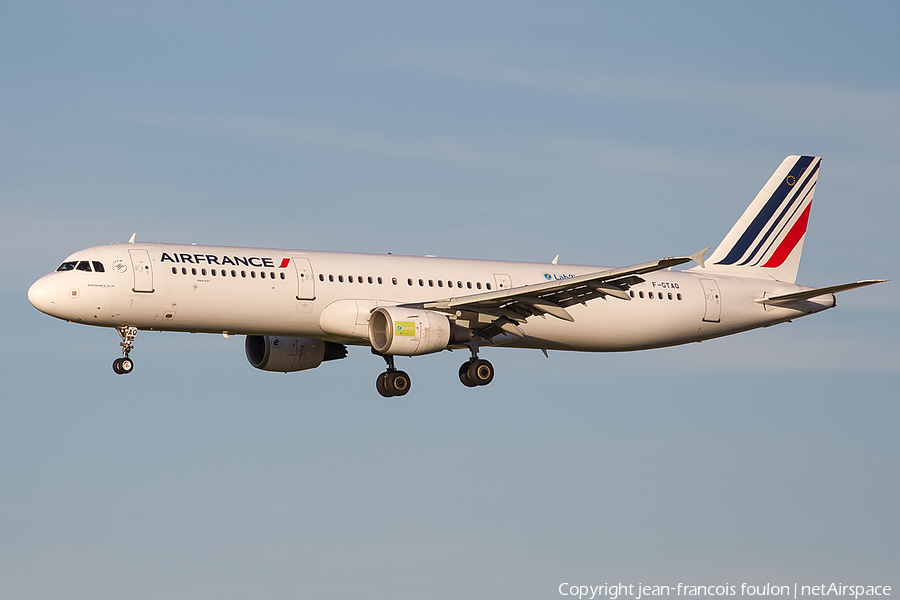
[
  {"left": 375, "top": 353, "right": 411, "bottom": 397},
  {"left": 458, "top": 345, "right": 494, "bottom": 388},
  {"left": 112, "top": 326, "right": 138, "bottom": 375},
  {"left": 372, "top": 345, "right": 495, "bottom": 397}
]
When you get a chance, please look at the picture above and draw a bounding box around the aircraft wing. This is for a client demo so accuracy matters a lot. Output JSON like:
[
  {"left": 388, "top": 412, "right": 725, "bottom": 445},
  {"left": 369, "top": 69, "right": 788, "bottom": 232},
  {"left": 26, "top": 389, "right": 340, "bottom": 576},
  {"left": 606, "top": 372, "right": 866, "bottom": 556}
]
[{"left": 400, "top": 251, "right": 705, "bottom": 338}]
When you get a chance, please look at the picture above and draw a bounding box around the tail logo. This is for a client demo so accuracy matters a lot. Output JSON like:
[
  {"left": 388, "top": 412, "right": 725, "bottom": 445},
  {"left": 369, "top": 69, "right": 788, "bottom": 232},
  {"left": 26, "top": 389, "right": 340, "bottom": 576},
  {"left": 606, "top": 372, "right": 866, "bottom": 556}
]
[{"left": 715, "top": 156, "right": 819, "bottom": 269}]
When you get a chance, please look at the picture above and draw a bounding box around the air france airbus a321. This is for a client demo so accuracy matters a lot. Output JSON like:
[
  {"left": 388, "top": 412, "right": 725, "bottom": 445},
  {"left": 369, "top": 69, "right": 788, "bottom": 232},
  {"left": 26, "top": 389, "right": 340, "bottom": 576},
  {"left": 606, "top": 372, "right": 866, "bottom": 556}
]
[{"left": 29, "top": 156, "right": 884, "bottom": 396}]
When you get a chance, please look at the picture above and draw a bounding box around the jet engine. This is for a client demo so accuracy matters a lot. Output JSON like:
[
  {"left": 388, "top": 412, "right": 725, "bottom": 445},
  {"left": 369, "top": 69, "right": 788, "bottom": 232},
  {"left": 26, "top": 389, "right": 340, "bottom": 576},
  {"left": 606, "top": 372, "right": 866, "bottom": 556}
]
[
  {"left": 368, "top": 306, "right": 469, "bottom": 356},
  {"left": 245, "top": 335, "right": 347, "bottom": 372}
]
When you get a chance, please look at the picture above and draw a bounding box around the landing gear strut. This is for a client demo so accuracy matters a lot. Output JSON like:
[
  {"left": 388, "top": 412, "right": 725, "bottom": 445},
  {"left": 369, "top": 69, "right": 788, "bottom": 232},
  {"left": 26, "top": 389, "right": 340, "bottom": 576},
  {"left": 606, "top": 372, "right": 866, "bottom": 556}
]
[
  {"left": 374, "top": 352, "right": 410, "bottom": 397},
  {"left": 112, "top": 326, "right": 138, "bottom": 375},
  {"left": 459, "top": 345, "right": 494, "bottom": 388}
]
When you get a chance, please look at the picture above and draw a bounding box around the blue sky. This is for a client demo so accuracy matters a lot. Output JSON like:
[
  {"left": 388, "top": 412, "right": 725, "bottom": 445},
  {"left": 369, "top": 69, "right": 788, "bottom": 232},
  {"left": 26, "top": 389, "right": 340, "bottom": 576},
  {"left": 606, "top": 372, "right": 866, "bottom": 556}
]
[{"left": 2, "top": 2, "right": 898, "bottom": 598}]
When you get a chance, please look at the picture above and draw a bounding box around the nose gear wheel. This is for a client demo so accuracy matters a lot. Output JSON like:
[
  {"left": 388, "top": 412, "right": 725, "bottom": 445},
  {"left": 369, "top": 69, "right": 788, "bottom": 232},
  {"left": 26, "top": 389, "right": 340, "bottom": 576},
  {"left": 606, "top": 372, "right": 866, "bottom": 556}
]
[{"left": 112, "top": 326, "right": 138, "bottom": 375}]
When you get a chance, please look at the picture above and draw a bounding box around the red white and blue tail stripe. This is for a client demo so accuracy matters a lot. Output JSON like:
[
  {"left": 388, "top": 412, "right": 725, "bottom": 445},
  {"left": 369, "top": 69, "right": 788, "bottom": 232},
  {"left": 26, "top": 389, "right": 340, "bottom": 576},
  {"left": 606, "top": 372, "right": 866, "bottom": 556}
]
[{"left": 704, "top": 156, "right": 820, "bottom": 283}]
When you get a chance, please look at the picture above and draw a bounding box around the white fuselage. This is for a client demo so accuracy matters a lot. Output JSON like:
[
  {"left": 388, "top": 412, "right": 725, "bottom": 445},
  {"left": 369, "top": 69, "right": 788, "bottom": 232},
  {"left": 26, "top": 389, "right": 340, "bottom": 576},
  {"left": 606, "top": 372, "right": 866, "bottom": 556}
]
[{"left": 28, "top": 243, "right": 834, "bottom": 353}]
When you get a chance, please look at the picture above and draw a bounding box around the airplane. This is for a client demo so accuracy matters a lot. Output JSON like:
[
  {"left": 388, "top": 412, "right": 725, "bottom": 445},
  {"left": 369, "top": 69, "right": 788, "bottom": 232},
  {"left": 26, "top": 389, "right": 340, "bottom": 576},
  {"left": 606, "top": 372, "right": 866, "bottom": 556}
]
[{"left": 28, "top": 156, "right": 884, "bottom": 396}]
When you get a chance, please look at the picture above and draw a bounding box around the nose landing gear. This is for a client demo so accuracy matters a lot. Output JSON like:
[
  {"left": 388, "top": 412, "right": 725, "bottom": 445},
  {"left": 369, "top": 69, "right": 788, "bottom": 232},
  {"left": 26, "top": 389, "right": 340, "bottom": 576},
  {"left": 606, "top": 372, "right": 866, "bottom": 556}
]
[
  {"left": 374, "top": 352, "right": 410, "bottom": 397},
  {"left": 112, "top": 326, "right": 138, "bottom": 375}
]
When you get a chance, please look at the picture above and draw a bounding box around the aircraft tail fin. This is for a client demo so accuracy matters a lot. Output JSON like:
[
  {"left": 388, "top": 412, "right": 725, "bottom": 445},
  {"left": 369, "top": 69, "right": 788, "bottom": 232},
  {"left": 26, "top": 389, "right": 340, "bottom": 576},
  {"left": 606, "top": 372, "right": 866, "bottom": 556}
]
[{"left": 702, "top": 155, "right": 821, "bottom": 284}]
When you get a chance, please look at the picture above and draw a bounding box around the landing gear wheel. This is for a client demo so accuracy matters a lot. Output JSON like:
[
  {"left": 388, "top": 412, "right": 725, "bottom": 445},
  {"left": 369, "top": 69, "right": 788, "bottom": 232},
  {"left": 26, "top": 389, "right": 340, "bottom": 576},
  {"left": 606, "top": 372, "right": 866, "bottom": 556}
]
[
  {"left": 376, "top": 370, "right": 411, "bottom": 397},
  {"left": 459, "top": 361, "right": 477, "bottom": 387},
  {"left": 113, "top": 357, "right": 135, "bottom": 375},
  {"left": 388, "top": 371, "right": 411, "bottom": 396},
  {"left": 376, "top": 372, "right": 391, "bottom": 397},
  {"left": 373, "top": 351, "right": 412, "bottom": 397},
  {"left": 113, "top": 326, "right": 138, "bottom": 376},
  {"left": 467, "top": 359, "right": 494, "bottom": 386}
]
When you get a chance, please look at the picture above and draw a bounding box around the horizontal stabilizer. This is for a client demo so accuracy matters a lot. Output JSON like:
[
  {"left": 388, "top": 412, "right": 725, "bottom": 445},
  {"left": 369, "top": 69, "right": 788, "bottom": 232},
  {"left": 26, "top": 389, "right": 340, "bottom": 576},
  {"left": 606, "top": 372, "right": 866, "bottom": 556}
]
[{"left": 756, "top": 279, "right": 886, "bottom": 305}]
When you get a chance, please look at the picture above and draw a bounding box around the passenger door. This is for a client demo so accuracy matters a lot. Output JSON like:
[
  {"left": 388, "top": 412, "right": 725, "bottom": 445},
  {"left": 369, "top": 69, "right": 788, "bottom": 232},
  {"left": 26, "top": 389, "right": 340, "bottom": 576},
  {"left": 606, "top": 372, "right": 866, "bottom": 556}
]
[
  {"left": 128, "top": 249, "right": 154, "bottom": 293},
  {"left": 291, "top": 256, "right": 315, "bottom": 300},
  {"left": 700, "top": 278, "right": 721, "bottom": 322}
]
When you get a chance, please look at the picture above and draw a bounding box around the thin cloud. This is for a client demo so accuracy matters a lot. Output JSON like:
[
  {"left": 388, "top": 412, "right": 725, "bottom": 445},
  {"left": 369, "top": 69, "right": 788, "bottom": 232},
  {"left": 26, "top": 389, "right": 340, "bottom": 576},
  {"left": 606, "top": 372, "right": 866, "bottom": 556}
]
[
  {"left": 120, "top": 111, "right": 510, "bottom": 166},
  {"left": 368, "top": 50, "right": 900, "bottom": 150}
]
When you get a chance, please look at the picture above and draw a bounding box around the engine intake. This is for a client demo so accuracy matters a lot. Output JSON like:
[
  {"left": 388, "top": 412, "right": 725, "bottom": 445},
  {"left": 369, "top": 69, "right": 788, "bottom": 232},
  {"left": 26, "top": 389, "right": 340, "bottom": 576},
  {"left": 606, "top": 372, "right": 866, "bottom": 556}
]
[
  {"left": 369, "top": 306, "right": 469, "bottom": 356},
  {"left": 245, "top": 335, "right": 347, "bottom": 372}
]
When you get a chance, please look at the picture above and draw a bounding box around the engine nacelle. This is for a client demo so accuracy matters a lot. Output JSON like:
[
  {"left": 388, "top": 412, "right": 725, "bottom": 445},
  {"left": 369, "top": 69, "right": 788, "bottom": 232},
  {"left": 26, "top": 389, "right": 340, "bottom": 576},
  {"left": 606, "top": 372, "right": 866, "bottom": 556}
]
[
  {"left": 245, "top": 335, "right": 347, "bottom": 372},
  {"left": 369, "top": 306, "right": 467, "bottom": 356}
]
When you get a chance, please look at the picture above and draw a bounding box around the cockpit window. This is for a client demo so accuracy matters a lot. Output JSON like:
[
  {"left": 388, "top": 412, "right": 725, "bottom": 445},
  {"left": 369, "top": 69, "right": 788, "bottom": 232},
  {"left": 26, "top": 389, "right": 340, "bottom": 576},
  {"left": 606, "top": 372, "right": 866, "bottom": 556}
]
[
  {"left": 57, "top": 261, "right": 78, "bottom": 272},
  {"left": 92, "top": 261, "right": 105, "bottom": 273},
  {"left": 76, "top": 261, "right": 92, "bottom": 272}
]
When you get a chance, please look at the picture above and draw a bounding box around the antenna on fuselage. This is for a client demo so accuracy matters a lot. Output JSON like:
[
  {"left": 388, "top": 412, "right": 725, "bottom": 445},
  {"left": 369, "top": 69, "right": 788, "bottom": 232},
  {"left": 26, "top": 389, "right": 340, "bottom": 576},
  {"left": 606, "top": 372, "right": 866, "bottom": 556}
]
[
  {"left": 551, "top": 255, "right": 559, "bottom": 265},
  {"left": 128, "top": 233, "right": 136, "bottom": 244}
]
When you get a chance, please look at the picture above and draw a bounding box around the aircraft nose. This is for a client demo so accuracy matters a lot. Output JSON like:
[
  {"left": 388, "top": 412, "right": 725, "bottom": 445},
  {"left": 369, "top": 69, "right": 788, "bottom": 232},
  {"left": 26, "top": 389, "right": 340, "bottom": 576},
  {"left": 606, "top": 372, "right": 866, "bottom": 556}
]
[{"left": 28, "top": 276, "right": 58, "bottom": 315}]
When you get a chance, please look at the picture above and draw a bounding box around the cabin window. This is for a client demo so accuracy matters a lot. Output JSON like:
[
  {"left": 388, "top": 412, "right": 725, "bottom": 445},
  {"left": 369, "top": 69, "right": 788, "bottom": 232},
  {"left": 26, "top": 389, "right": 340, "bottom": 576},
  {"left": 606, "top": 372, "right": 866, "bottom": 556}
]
[
  {"left": 629, "top": 290, "right": 635, "bottom": 298},
  {"left": 338, "top": 275, "right": 344, "bottom": 282},
  {"left": 476, "top": 282, "right": 481, "bottom": 289},
  {"left": 280, "top": 273, "right": 286, "bottom": 280},
  {"left": 182, "top": 267, "right": 187, "bottom": 275},
  {"left": 457, "top": 281, "right": 462, "bottom": 288},
  {"left": 428, "top": 280, "right": 434, "bottom": 287},
  {"left": 378, "top": 277, "right": 383, "bottom": 284},
  {"left": 437, "top": 280, "right": 443, "bottom": 287},
  {"left": 486, "top": 283, "right": 492, "bottom": 290},
  {"left": 241, "top": 271, "right": 246, "bottom": 278},
  {"left": 211, "top": 269, "right": 217, "bottom": 276},
  {"left": 408, "top": 278, "right": 413, "bottom": 286},
  {"left": 639, "top": 291, "right": 644, "bottom": 298},
  {"left": 677, "top": 293, "right": 682, "bottom": 300},
  {"left": 172, "top": 267, "right": 177, "bottom": 274},
  {"left": 92, "top": 261, "right": 105, "bottom": 272},
  {"left": 319, "top": 274, "right": 324, "bottom": 281},
  {"left": 201, "top": 268, "right": 207, "bottom": 276},
  {"left": 467, "top": 282, "right": 472, "bottom": 289},
  {"left": 192, "top": 268, "right": 197, "bottom": 275},
  {"left": 368, "top": 276, "right": 373, "bottom": 284},
  {"left": 668, "top": 293, "right": 673, "bottom": 300},
  {"left": 418, "top": 279, "right": 424, "bottom": 286},
  {"left": 251, "top": 271, "right": 256, "bottom": 278},
  {"left": 392, "top": 277, "right": 398, "bottom": 285}
]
